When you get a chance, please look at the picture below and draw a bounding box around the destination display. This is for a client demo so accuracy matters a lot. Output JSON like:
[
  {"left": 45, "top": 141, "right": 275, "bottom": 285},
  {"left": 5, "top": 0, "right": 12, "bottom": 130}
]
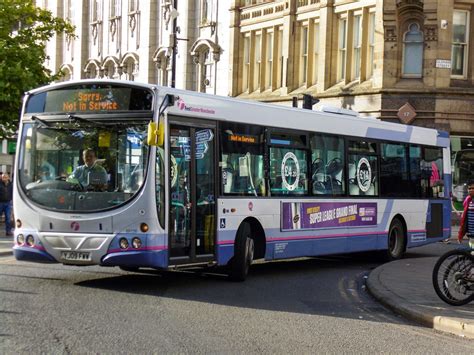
[
  {"left": 229, "top": 134, "right": 258, "bottom": 144},
  {"left": 281, "top": 201, "right": 377, "bottom": 231},
  {"left": 26, "top": 85, "right": 153, "bottom": 113}
]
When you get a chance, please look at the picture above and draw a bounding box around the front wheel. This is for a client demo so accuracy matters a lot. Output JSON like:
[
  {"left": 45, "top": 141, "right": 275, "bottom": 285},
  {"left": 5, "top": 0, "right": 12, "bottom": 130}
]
[
  {"left": 432, "top": 249, "right": 474, "bottom": 306},
  {"left": 228, "top": 222, "right": 254, "bottom": 281}
]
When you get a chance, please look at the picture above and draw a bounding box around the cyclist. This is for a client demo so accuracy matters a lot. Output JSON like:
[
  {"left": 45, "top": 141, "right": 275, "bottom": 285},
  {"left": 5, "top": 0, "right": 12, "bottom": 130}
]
[{"left": 457, "top": 179, "right": 474, "bottom": 244}]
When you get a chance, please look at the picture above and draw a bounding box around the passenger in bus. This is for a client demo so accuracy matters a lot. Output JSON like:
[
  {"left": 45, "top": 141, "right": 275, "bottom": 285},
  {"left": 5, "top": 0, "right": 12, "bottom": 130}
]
[
  {"left": 457, "top": 179, "right": 474, "bottom": 244},
  {"left": 68, "top": 149, "right": 108, "bottom": 190}
]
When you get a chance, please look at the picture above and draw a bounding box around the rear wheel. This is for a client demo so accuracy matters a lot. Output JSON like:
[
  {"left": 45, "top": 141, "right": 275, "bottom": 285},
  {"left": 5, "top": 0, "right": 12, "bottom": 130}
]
[
  {"left": 432, "top": 249, "right": 474, "bottom": 306},
  {"left": 383, "top": 219, "right": 406, "bottom": 261},
  {"left": 228, "top": 222, "right": 254, "bottom": 281}
]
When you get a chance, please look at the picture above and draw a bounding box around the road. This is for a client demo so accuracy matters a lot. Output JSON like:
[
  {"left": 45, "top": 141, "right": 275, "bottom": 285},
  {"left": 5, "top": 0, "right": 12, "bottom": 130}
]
[{"left": 0, "top": 246, "right": 472, "bottom": 353}]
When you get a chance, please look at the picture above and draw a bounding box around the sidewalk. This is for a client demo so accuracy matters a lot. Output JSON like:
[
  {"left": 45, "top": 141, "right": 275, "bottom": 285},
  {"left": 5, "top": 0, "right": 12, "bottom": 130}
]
[
  {"left": 367, "top": 239, "right": 474, "bottom": 339},
  {"left": 0, "top": 227, "right": 14, "bottom": 257}
]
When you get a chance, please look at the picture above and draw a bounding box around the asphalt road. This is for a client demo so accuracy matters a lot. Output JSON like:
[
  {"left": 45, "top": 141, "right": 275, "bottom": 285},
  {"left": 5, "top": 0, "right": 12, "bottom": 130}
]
[{"left": 0, "top": 248, "right": 472, "bottom": 353}]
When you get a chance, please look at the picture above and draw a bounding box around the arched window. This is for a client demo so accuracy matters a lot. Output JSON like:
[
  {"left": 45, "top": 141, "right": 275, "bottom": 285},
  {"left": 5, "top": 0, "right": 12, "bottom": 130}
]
[{"left": 403, "top": 23, "right": 423, "bottom": 77}]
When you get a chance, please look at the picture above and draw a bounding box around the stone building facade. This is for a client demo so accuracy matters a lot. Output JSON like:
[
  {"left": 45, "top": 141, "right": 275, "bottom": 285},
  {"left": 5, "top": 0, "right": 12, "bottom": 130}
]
[
  {"left": 41, "top": 0, "right": 230, "bottom": 95},
  {"left": 231, "top": 0, "right": 474, "bottom": 140},
  {"left": 40, "top": 0, "right": 474, "bottom": 150}
]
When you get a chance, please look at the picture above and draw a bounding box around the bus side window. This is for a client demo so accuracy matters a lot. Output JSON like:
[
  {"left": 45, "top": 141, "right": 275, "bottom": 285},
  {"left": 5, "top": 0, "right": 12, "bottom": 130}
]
[{"left": 220, "top": 123, "right": 264, "bottom": 196}]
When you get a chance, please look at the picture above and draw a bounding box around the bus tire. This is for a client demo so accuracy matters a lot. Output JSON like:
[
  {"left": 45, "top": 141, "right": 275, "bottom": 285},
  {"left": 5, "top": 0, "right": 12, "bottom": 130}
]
[
  {"left": 385, "top": 218, "right": 406, "bottom": 261},
  {"left": 228, "top": 222, "right": 254, "bottom": 281}
]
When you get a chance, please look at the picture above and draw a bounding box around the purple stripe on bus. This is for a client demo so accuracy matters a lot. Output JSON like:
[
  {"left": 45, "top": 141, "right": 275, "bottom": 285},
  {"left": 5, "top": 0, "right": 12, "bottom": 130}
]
[
  {"left": 267, "top": 231, "right": 383, "bottom": 242},
  {"left": 218, "top": 229, "right": 435, "bottom": 245}
]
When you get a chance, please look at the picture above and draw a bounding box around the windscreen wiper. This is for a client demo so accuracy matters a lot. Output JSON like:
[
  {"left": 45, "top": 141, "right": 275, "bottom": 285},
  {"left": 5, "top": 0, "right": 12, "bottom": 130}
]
[
  {"left": 68, "top": 114, "right": 108, "bottom": 129},
  {"left": 32, "top": 115, "right": 52, "bottom": 127}
]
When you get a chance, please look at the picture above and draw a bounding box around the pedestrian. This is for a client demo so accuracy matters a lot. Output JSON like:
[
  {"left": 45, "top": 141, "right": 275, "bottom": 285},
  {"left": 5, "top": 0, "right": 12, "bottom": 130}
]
[
  {"left": 457, "top": 179, "right": 474, "bottom": 244},
  {"left": 0, "top": 172, "right": 13, "bottom": 236}
]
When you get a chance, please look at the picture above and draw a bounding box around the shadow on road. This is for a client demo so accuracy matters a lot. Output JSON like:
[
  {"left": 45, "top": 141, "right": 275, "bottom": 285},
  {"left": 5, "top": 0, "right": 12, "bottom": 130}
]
[{"left": 74, "top": 254, "right": 416, "bottom": 320}]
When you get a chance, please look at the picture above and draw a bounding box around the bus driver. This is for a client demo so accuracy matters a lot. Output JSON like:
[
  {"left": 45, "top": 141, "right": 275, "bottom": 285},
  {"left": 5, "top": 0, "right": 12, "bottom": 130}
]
[{"left": 68, "top": 149, "right": 107, "bottom": 190}]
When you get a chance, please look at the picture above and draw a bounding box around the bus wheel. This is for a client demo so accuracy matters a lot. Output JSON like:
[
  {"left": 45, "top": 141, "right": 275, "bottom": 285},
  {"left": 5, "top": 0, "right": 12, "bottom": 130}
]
[
  {"left": 386, "top": 219, "right": 406, "bottom": 261},
  {"left": 229, "top": 222, "right": 254, "bottom": 281}
]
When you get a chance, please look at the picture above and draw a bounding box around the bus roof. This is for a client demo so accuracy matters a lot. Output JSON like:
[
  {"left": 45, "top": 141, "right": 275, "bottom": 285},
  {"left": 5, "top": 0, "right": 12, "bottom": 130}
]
[{"left": 26, "top": 79, "right": 449, "bottom": 148}]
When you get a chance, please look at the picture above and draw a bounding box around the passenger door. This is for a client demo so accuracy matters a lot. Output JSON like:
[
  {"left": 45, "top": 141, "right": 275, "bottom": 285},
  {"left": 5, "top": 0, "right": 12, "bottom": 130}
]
[{"left": 168, "top": 119, "right": 216, "bottom": 265}]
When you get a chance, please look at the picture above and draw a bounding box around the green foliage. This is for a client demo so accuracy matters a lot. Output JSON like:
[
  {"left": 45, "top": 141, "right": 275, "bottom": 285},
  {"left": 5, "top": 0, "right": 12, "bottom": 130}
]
[{"left": 0, "top": 0, "right": 75, "bottom": 139}]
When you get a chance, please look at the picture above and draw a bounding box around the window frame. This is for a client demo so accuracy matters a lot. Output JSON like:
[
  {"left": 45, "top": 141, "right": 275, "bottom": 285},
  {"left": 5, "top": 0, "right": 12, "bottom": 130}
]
[
  {"left": 402, "top": 22, "right": 424, "bottom": 78},
  {"left": 267, "top": 128, "right": 310, "bottom": 197},
  {"left": 352, "top": 13, "right": 362, "bottom": 80},
  {"left": 310, "top": 133, "right": 346, "bottom": 196},
  {"left": 451, "top": 9, "right": 470, "bottom": 79},
  {"left": 338, "top": 16, "right": 348, "bottom": 82},
  {"left": 367, "top": 11, "right": 376, "bottom": 79},
  {"left": 346, "top": 138, "right": 380, "bottom": 197}
]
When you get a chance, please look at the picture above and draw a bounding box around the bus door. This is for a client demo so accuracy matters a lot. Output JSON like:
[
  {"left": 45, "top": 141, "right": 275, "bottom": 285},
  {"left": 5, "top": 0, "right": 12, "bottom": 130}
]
[{"left": 168, "top": 120, "right": 216, "bottom": 265}]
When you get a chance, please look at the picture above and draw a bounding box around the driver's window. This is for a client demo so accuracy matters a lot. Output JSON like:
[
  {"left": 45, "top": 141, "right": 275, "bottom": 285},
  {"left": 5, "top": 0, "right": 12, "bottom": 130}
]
[{"left": 310, "top": 134, "right": 345, "bottom": 195}]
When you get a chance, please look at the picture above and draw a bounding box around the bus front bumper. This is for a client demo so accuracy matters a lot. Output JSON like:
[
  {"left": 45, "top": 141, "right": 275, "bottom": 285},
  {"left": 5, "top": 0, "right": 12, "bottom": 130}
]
[
  {"left": 101, "top": 250, "right": 167, "bottom": 269},
  {"left": 13, "top": 246, "right": 57, "bottom": 263}
]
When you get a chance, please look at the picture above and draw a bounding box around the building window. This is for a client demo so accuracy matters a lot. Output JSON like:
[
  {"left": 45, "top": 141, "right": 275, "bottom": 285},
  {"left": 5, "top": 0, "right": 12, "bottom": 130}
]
[
  {"left": 90, "top": 0, "right": 101, "bottom": 22},
  {"left": 104, "top": 62, "right": 116, "bottom": 79},
  {"left": 110, "top": 0, "right": 120, "bottom": 17},
  {"left": 243, "top": 35, "right": 250, "bottom": 92},
  {"left": 254, "top": 33, "right": 262, "bottom": 91},
  {"left": 312, "top": 23, "right": 319, "bottom": 85},
  {"left": 129, "top": 0, "right": 138, "bottom": 12},
  {"left": 367, "top": 12, "right": 375, "bottom": 78},
  {"left": 452, "top": 10, "right": 469, "bottom": 78},
  {"left": 277, "top": 28, "right": 283, "bottom": 88},
  {"left": 300, "top": 25, "right": 308, "bottom": 86},
  {"left": 204, "top": 50, "right": 213, "bottom": 89},
  {"left": 338, "top": 18, "right": 347, "bottom": 82},
  {"left": 403, "top": 23, "right": 423, "bottom": 78},
  {"left": 201, "top": 1, "right": 212, "bottom": 24},
  {"left": 64, "top": 0, "right": 73, "bottom": 21},
  {"left": 265, "top": 31, "right": 273, "bottom": 89},
  {"left": 353, "top": 15, "right": 362, "bottom": 80}
]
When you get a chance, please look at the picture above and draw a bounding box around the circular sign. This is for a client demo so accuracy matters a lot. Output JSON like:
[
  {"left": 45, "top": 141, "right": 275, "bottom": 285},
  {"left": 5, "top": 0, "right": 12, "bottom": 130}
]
[
  {"left": 170, "top": 155, "right": 178, "bottom": 188},
  {"left": 356, "top": 157, "right": 372, "bottom": 192},
  {"left": 281, "top": 152, "right": 300, "bottom": 191}
]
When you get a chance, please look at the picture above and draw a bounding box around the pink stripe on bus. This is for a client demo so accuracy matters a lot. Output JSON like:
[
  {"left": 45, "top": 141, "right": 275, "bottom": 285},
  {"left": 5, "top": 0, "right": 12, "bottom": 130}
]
[{"left": 108, "top": 245, "right": 167, "bottom": 253}]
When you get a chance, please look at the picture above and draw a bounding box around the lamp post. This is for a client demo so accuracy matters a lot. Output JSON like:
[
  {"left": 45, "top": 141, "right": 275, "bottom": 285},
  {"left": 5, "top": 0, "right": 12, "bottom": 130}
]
[{"left": 171, "top": 0, "right": 178, "bottom": 88}]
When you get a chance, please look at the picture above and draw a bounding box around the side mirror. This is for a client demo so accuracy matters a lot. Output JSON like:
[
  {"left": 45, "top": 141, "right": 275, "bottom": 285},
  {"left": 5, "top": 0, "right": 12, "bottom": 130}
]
[{"left": 147, "top": 121, "right": 164, "bottom": 147}]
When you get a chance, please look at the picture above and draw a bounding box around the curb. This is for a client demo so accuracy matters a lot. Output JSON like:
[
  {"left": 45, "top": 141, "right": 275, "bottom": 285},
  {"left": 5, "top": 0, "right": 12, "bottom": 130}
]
[
  {"left": 0, "top": 250, "right": 12, "bottom": 257},
  {"left": 366, "top": 265, "right": 474, "bottom": 339}
]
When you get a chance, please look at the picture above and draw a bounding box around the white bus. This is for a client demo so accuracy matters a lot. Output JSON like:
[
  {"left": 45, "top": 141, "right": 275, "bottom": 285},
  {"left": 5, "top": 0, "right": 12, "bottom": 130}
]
[{"left": 13, "top": 80, "right": 451, "bottom": 280}]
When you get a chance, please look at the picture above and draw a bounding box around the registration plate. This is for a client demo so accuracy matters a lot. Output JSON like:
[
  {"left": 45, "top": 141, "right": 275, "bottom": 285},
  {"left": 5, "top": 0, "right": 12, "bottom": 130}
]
[{"left": 61, "top": 251, "right": 91, "bottom": 261}]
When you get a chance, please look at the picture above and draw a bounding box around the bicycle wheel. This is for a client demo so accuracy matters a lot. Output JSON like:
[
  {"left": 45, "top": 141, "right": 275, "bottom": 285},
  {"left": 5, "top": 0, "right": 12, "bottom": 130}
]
[{"left": 432, "top": 249, "right": 474, "bottom": 306}]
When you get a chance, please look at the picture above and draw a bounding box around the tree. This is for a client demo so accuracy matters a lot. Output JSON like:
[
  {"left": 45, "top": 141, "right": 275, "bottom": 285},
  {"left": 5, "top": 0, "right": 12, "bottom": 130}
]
[{"left": 0, "top": 0, "right": 75, "bottom": 139}]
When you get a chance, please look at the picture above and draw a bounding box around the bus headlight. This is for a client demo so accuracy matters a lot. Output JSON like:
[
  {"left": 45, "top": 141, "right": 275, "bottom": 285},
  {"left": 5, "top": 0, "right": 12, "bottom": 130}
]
[
  {"left": 17, "top": 234, "right": 25, "bottom": 245},
  {"left": 26, "top": 235, "right": 35, "bottom": 247},
  {"left": 132, "top": 237, "right": 142, "bottom": 249},
  {"left": 119, "top": 238, "right": 129, "bottom": 250}
]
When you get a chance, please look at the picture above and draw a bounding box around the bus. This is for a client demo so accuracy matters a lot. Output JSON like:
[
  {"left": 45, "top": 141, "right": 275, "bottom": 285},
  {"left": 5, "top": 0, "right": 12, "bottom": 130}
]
[{"left": 13, "top": 79, "right": 451, "bottom": 281}]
